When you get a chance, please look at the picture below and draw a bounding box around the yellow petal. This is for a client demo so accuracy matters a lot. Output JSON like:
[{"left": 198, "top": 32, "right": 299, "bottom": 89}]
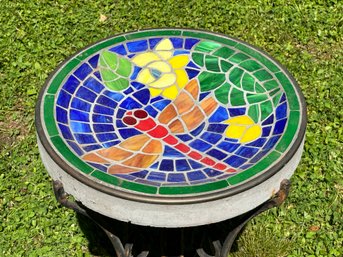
[
  {"left": 136, "top": 69, "right": 155, "bottom": 84},
  {"left": 162, "top": 85, "right": 179, "bottom": 100},
  {"left": 131, "top": 52, "right": 160, "bottom": 67},
  {"left": 224, "top": 115, "right": 255, "bottom": 125},
  {"left": 169, "top": 55, "right": 189, "bottom": 69},
  {"left": 175, "top": 69, "right": 188, "bottom": 89},
  {"left": 147, "top": 61, "right": 171, "bottom": 73},
  {"left": 155, "top": 39, "right": 173, "bottom": 51},
  {"left": 225, "top": 125, "right": 246, "bottom": 139},
  {"left": 149, "top": 87, "right": 163, "bottom": 97},
  {"left": 241, "top": 125, "right": 262, "bottom": 143},
  {"left": 157, "top": 50, "right": 173, "bottom": 60},
  {"left": 149, "top": 73, "right": 176, "bottom": 88}
]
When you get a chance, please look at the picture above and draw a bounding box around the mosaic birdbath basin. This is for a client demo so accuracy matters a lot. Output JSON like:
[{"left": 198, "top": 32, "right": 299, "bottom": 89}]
[{"left": 36, "top": 29, "right": 306, "bottom": 256}]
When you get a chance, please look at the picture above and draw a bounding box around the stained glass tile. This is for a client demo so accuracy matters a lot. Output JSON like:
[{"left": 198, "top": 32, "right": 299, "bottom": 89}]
[
  {"left": 56, "top": 90, "right": 71, "bottom": 108},
  {"left": 74, "top": 63, "right": 92, "bottom": 80},
  {"left": 41, "top": 29, "right": 305, "bottom": 198},
  {"left": 127, "top": 40, "right": 148, "bottom": 53},
  {"left": 70, "top": 109, "right": 89, "bottom": 122},
  {"left": 62, "top": 75, "right": 79, "bottom": 94}
]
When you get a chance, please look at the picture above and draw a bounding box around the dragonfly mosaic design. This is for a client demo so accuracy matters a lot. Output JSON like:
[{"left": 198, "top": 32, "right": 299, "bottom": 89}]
[{"left": 55, "top": 37, "right": 288, "bottom": 186}]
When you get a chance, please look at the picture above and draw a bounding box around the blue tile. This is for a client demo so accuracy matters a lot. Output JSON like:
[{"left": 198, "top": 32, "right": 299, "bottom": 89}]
[
  {"left": 67, "top": 141, "right": 84, "bottom": 155},
  {"left": 200, "top": 132, "right": 222, "bottom": 144},
  {"left": 93, "top": 124, "right": 114, "bottom": 133},
  {"left": 56, "top": 106, "right": 68, "bottom": 124},
  {"left": 263, "top": 135, "right": 281, "bottom": 150},
  {"left": 133, "top": 89, "right": 150, "bottom": 105},
  {"left": 87, "top": 162, "right": 107, "bottom": 172},
  {"left": 150, "top": 96, "right": 164, "bottom": 103},
  {"left": 92, "top": 114, "right": 112, "bottom": 123},
  {"left": 104, "top": 90, "right": 124, "bottom": 101},
  {"left": 94, "top": 71, "right": 101, "bottom": 80},
  {"left": 62, "top": 75, "right": 79, "bottom": 94},
  {"left": 119, "top": 128, "right": 141, "bottom": 139},
  {"left": 116, "top": 108, "right": 126, "bottom": 118},
  {"left": 144, "top": 105, "right": 158, "bottom": 117},
  {"left": 187, "top": 171, "right": 206, "bottom": 181},
  {"left": 190, "top": 122, "right": 205, "bottom": 136},
  {"left": 224, "top": 138, "right": 239, "bottom": 143},
  {"left": 70, "top": 122, "right": 92, "bottom": 133},
  {"left": 93, "top": 105, "right": 115, "bottom": 115},
  {"left": 150, "top": 162, "right": 159, "bottom": 169},
  {"left": 250, "top": 150, "right": 268, "bottom": 163},
  {"left": 217, "top": 142, "right": 240, "bottom": 152},
  {"left": 56, "top": 90, "right": 71, "bottom": 108},
  {"left": 173, "top": 50, "right": 189, "bottom": 55},
  {"left": 159, "top": 159, "right": 174, "bottom": 171},
  {"left": 70, "top": 109, "right": 89, "bottom": 122},
  {"left": 235, "top": 146, "right": 259, "bottom": 158},
  {"left": 189, "top": 139, "right": 212, "bottom": 152},
  {"left": 152, "top": 99, "right": 171, "bottom": 111},
  {"left": 223, "top": 155, "right": 247, "bottom": 168},
  {"left": 262, "top": 114, "right": 274, "bottom": 125},
  {"left": 203, "top": 168, "right": 222, "bottom": 177},
  {"left": 131, "top": 170, "right": 148, "bottom": 179},
  {"left": 130, "top": 67, "right": 142, "bottom": 80},
  {"left": 147, "top": 172, "right": 166, "bottom": 181},
  {"left": 280, "top": 93, "right": 286, "bottom": 103},
  {"left": 58, "top": 124, "right": 73, "bottom": 140},
  {"left": 127, "top": 40, "right": 148, "bottom": 53},
  {"left": 276, "top": 102, "right": 287, "bottom": 120},
  {"left": 131, "top": 81, "right": 144, "bottom": 89},
  {"left": 246, "top": 138, "right": 267, "bottom": 147},
  {"left": 74, "top": 63, "right": 93, "bottom": 80},
  {"left": 170, "top": 37, "right": 183, "bottom": 48},
  {"left": 208, "top": 124, "right": 228, "bottom": 133},
  {"left": 185, "top": 38, "right": 200, "bottom": 49},
  {"left": 120, "top": 97, "right": 143, "bottom": 109},
  {"left": 97, "top": 95, "right": 118, "bottom": 108},
  {"left": 88, "top": 54, "right": 99, "bottom": 68},
  {"left": 74, "top": 133, "right": 96, "bottom": 144},
  {"left": 176, "top": 134, "right": 193, "bottom": 142},
  {"left": 71, "top": 98, "right": 91, "bottom": 112},
  {"left": 186, "top": 68, "right": 200, "bottom": 79},
  {"left": 175, "top": 159, "right": 191, "bottom": 171},
  {"left": 206, "top": 149, "right": 227, "bottom": 160},
  {"left": 262, "top": 126, "right": 272, "bottom": 137},
  {"left": 116, "top": 120, "right": 126, "bottom": 128},
  {"left": 83, "top": 77, "right": 105, "bottom": 93},
  {"left": 209, "top": 106, "right": 229, "bottom": 122},
  {"left": 123, "top": 87, "right": 134, "bottom": 94},
  {"left": 83, "top": 144, "right": 102, "bottom": 152},
  {"left": 102, "top": 140, "right": 120, "bottom": 148},
  {"left": 188, "top": 160, "right": 204, "bottom": 169},
  {"left": 199, "top": 92, "right": 210, "bottom": 101},
  {"left": 149, "top": 38, "right": 162, "bottom": 49},
  {"left": 273, "top": 119, "right": 287, "bottom": 134},
  {"left": 76, "top": 86, "right": 97, "bottom": 102},
  {"left": 228, "top": 107, "right": 246, "bottom": 117},
  {"left": 163, "top": 146, "right": 185, "bottom": 157},
  {"left": 167, "top": 173, "right": 186, "bottom": 182},
  {"left": 109, "top": 44, "right": 127, "bottom": 55},
  {"left": 96, "top": 133, "right": 118, "bottom": 142},
  {"left": 240, "top": 164, "right": 253, "bottom": 170},
  {"left": 187, "top": 61, "right": 200, "bottom": 69}
]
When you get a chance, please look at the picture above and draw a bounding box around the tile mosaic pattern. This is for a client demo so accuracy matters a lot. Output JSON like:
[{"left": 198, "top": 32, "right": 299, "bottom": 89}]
[{"left": 42, "top": 29, "right": 302, "bottom": 196}]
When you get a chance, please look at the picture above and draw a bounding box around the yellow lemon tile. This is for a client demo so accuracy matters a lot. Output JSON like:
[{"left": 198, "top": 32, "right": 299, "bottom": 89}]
[
  {"left": 155, "top": 38, "right": 174, "bottom": 51},
  {"left": 241, "top": 125, "right": 262, "bottom": 143},
  {"left": 148, "top": 61, "right": 171, "bottom": 72},
  {"left": 162, "top": 85, "right": 179, "bottom": 99},
  {"left": 224, "top": 115, "right": 255, "bottom": 125},
  {"left": 169, "top": 55, "right": 189, "bottom": 69},
  {"left": 149, "top": 87, "right": 163, "bottom": 97},
  {"left": 136, "top": 69, "right": 155, "bottom": 84},
  {"left": 225, "top": 125, "right": 246, "bottom": 139},
  {"left": 175, "top": 70, "right": 188, "bottom": 89}
]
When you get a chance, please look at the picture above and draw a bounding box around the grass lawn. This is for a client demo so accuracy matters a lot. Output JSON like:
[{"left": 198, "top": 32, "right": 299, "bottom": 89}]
[{"left": 0, "top": 0, "right": 342, "bottom": 256}]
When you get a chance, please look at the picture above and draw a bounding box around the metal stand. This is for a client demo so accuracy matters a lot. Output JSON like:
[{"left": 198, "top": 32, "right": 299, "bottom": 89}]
[{"left": 53, "top": 179, "right": 290, "bottom": 257}]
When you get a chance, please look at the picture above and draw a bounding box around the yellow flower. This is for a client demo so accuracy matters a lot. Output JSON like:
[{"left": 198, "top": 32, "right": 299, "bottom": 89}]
[{"left": 131, "top": 39, "right": 189, "bottom": 100}]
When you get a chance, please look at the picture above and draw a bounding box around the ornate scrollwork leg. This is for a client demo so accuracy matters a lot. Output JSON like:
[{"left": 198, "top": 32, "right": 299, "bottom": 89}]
[
  {"left": 52, "top": 180, "right": 149, "bottom": 257},
  {"left": 197, "top": 179, "right": 291, "bottom": 257}
]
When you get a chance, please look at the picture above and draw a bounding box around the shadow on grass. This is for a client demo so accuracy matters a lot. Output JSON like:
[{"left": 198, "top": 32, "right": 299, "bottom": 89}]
[{"left": 76, "top": 210, "right": 245, "bottom": 257}]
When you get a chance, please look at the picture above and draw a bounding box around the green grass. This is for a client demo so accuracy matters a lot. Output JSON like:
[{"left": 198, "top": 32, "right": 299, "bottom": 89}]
[{"left": 0, "top": 0, "right": 342, "bottom": 256}]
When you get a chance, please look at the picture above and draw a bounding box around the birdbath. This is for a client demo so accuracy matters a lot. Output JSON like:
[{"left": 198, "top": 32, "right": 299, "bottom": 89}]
[{"left": 36, "top": 28, "right": 306, "bottom": 257}]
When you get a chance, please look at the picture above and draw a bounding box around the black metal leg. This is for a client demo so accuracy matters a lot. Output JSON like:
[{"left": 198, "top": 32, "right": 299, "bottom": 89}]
[
  {"left": 52, "top": 180, "right": 149, "bottom": 257},
  {"left": 197, "top": 179, "right": 291, "bottom": 257}
]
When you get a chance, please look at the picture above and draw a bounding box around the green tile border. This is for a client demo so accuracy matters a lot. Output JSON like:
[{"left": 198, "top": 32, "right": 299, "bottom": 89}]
[{"left": 41, "top": 28, "right": 304, "bottom": 197}]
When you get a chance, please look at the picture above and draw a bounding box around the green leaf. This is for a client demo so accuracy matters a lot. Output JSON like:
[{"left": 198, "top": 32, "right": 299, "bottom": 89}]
[
  {"left": 99, "top": 50, "right": 132, "bottom": 91},
  {"left": 214, "top": 82, "right": 231, "bottom": 104},
  {"left": 198, "top": 71, "right": 226, "bottom": 91}
]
